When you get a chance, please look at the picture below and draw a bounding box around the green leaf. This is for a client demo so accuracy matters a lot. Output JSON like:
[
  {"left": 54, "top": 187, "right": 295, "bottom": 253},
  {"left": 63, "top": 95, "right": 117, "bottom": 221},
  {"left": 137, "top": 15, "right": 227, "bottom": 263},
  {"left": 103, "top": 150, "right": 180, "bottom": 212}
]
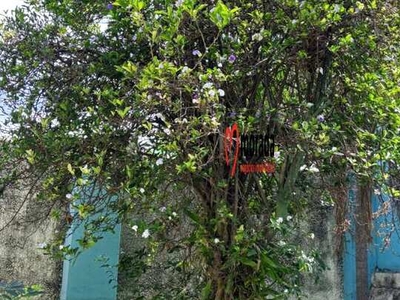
[
  {"left": 80, "top": 166, "right": 90, "bottom": 175},
  {"left": 209, "top": 1, "right": 238, "bottom": 30},
  {"left": 235, "top": 224, "right": 245, "bottom": 242},
  {"left": 131, "top": 0, "right": 145, "bottom": 11},
  {"left": 201, "top": 281, "right": 212, "bottom": 300},
  {"left": 67, "top": 163, "right": 75, "bottom": 175},
  {"left": 93, "top": 166, "right": 101, "bottom": 175},
  {"left": 184, "top": 208, "right": 202, "bottom": 225},
  {"left": 117, "top": 106, "right": 131, "bottom": 118},
  {"left": 238, "top": 257, "right": 257, "bottom": 268},
  {"left": 117, "top": 61, "right": 138, "bottom": 77},
  {"left": 25, "top": 149, "right": 35, "bottom": 164},
  {"left": 126, "top": 165, "right": 133, "bottom": 179}
]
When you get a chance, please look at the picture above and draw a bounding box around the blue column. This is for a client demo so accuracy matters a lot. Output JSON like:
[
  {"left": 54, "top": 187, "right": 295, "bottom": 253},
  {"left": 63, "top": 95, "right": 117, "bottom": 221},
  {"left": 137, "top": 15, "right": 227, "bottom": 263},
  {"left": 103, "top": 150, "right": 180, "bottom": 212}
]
[
  {"left": 343, "top": 173, "right": 357, "bottom": 300},
  {"left": 60, "top": 190, "right": 121, "bottom": 300}
]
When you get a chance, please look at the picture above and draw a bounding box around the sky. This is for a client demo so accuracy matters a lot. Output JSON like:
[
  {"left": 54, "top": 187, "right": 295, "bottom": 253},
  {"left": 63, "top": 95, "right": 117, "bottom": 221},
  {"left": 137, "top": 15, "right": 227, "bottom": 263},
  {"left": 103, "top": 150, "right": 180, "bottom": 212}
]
[
  {"left": 0, "top": 0, "right": 25, "bottom": 132},
  {"left": 0, "top": 0, "right": 25, "bottom": 14}
]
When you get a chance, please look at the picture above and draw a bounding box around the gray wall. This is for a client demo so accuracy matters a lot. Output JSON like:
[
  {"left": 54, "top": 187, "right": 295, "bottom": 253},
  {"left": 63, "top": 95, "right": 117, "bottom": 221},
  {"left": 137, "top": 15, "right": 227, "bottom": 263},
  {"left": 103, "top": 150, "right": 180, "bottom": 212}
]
[
  {"left": 302, "top": 207, "right": 343, "bottom": 299},
  {"left": 0, "top": 182, "right": 345, "bottom": 300},
  {"left": 0, "top": 183, "right": 61, "bottom": 299}
]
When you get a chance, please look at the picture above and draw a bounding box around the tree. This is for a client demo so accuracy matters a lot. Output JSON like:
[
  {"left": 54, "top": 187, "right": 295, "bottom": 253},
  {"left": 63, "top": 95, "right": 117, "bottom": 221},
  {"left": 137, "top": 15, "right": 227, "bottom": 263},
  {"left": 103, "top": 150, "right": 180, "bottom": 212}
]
[{"left": 0, "top": 0, "right": 399, "bottom": 299}]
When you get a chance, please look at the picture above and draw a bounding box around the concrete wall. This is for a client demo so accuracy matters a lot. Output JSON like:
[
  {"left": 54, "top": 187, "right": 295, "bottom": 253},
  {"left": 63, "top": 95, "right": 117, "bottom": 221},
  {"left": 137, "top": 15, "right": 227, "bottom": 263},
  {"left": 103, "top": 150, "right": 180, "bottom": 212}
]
[
  {"left": 0, "top": 182, "right": 61, "bottom": 299},
  {"left": 0, "top": 181, "right": 351, "bottom": 300},
  {"left": 300, "top": 205, "right": 344, "bottom": 300},
  {"left": 118, "top": 203, "right": 345, "bottom": 299}
]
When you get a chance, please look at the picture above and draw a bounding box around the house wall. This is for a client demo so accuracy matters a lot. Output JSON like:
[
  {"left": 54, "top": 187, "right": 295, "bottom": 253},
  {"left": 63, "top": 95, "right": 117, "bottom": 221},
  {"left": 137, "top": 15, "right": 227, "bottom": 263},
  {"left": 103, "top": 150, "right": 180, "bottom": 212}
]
[
  {"left": 0, "top": 182, "right": 61, "bottom": 299},
  {"left": 8, "top": 177, "right": 394, "bottom": 300},
  {"left": 300, "top": 206, "right": 344, "bottom": 300}
]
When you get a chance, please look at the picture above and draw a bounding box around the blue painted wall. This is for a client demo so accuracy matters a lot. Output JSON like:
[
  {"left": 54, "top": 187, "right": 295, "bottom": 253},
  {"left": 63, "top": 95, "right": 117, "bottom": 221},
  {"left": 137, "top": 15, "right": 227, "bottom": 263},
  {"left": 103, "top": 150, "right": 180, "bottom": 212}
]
[
  {"left": 343, "top": 182, "right": 400, "bottom": 299},
  {"left": 371, "top": 192, "right": 400, "bottom": 272},
  {"left": 60, "top": 190, "right": 121, "bottom": 300}
]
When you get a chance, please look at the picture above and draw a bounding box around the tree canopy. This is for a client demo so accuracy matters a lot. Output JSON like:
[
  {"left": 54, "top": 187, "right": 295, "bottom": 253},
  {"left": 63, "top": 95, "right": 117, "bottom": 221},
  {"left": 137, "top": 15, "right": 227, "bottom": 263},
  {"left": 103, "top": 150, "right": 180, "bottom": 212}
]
[{"left": 0, "top": 0, "right": 400, "bottom": 299}]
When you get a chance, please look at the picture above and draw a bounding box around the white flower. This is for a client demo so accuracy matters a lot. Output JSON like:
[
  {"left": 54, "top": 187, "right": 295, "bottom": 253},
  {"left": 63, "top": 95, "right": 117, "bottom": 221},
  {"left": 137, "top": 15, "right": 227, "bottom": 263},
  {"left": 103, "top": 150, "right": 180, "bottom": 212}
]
[
  {"left": 211, "top": 117, "right": 220, "bottom": 127},
  {"left": 172, "top": 212, "right": 177, "bottom": 217},
  {"left": 214, "top": 238, "right": 220, "bottom": 244},
  {"left": 139, "top": 188, "right": 145, "bottom": 193},
  {"left": 309, "top": 164, "right": 319, "bottom": 173},
  {"left": 317, "top": 114, "right": 325, "bottom": 122},
  {"left": 192, "top": 49, "right": 201, "bottom": 56},
  {"left": 374, "top": 189, "right": 381, "bottom": 195},
  {"left": 159, "top": 206, "right": 167, "bottom": 212},
  {"left": 156, "top": 158, "right": 164, "bottom": 166},
  {"left": 277, "top": 217, "right": 283, "bottom": 224},
  {"left": 66, "top": 193, "right": 73, "bottom": 200},
  {"left": 300, "top": 165, "right": 307, "bottom": 171},
  {"left": 202, "top": 82, "right": 213, "bottom": 89},
  {"left": 278, "top": 240, "right": 286, "bottom": 246},
  {"left": 164, "top": 128, "right": 171, "bottom": 135},
  {"left": 175, "top": 0, "right": 183, "bottom": 7},
  {"left": 208, "top": 90, "right": 215, "bottom": 97},
  {"left": 142, "top": 229, "right": 150, "bottom": 239},
  {"left": 252, "top": 33, "right": 263, "bottom": 42},
  {"left": 192, "top": 98, "right": 200, "bottom": 104},
  {"left": 50, "top": 118, "right": 60, "bottom": 128},
  {"left": 306, "top": 102, "right": 314, "bottom": 108},
  {"left": 310, "top": 233, "right": 315, "bottom": 240},
  {"left": 132, "top": 225, "right": 138, "bottom": 232},
  {"left": 179, "top": 66, "right": 191, "bottom": 77},
  {"left": 59, "top": 245, "right": 64, "bottom": 250},
  {"left": 284, "top": 289, "right": 289, "bottom": 294},
  {"left": 37, "top": 242, "right": 47, "bottom": 249},
  {"left": 218, "top": 89, "right": 225, "bottom": 97},
  {"left": 286, "top": 215, "right": 292, "bottom": 221},
  {"left": 274, "top": 151, "right": 280, "bottom": 159}
]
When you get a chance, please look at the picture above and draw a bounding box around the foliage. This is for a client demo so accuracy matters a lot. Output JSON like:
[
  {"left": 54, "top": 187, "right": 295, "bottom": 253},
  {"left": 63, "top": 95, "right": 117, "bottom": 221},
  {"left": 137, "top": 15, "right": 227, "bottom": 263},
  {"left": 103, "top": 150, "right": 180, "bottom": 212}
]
[
  {"left": 0, "top": 281, "right": 43, "bottom": 299},
  {"left": 0, "top": 0, "right": 400, "bottom": 299}
]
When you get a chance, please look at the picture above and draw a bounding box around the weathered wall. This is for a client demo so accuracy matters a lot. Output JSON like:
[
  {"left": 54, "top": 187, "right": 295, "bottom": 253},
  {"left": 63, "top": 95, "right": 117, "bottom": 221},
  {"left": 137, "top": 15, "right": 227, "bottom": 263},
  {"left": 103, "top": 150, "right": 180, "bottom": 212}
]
[
  {"left": 0, "top": 183, "right": 61, "bottom": 299},
  {"left": 0, "top": 181, "right": 345, "bottom": 299},
  {"left": 118, "top": 205, "right": 344, "bottom": 299},
  {"left": 302, "top": 206, "right": 343, "bottom": 300},
  {"left": 117, "top": 213, "right": 197, "bottom": 300}
]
